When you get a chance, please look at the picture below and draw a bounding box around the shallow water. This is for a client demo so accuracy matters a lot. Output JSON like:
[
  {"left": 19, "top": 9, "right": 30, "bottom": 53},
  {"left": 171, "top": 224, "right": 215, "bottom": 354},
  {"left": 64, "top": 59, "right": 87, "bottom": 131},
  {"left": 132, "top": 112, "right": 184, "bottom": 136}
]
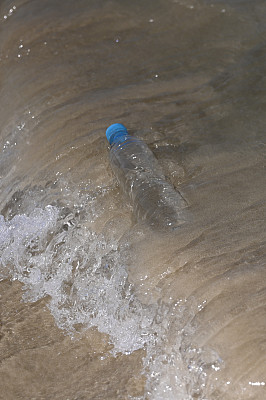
[{"left": 0, "top": 0, "right": 265, "bottom": 399}]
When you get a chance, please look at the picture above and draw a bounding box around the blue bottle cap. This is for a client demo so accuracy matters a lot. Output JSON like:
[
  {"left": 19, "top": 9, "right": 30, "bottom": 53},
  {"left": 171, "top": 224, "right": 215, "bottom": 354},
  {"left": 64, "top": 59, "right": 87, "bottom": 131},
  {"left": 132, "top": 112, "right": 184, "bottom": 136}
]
[{"left": 106, "top": 123, "right": 128, "bottom": 145}]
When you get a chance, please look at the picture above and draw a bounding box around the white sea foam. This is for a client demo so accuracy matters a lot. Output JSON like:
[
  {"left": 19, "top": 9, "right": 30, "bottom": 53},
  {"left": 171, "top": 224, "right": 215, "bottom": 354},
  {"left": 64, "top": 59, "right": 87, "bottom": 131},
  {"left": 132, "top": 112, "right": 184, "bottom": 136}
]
[{"left": 0, "top": 191, "right": 220, "bottom": 399}]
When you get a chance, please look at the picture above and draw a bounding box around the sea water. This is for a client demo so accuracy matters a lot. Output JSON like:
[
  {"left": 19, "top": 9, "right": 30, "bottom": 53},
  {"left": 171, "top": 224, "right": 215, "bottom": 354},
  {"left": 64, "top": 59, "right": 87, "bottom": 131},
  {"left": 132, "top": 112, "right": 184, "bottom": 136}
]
[{"left": 0, "top": 0, "right": 265, "bottom": 399}]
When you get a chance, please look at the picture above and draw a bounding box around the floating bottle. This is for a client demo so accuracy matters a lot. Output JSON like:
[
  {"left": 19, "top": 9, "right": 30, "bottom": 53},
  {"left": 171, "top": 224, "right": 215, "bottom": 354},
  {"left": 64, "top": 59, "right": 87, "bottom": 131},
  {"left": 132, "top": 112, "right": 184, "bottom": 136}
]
[{"left": 106, "top": 123, "right": 187, "bottom": 230}]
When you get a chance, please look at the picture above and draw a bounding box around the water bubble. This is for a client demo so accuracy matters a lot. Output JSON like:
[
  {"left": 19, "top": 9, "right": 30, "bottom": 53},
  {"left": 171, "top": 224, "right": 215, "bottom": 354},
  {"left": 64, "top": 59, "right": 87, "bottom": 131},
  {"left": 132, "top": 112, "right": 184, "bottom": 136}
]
[{"left": 249, "top": 381, "right": 265, "bottom": 386}]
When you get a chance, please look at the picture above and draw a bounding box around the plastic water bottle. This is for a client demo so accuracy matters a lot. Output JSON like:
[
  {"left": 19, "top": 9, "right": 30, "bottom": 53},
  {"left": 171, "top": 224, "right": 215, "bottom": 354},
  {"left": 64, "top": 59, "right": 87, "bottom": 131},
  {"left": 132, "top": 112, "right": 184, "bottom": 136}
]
[{"left": 106, "top": 123, "right": 187, "bottom": 230}]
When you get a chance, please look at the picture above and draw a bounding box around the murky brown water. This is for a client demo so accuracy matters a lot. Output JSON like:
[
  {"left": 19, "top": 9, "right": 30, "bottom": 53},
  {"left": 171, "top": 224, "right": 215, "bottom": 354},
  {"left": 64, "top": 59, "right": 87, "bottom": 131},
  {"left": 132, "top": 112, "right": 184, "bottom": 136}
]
[{"left": 0, "top": 0, "right": 265, "bottom": 399}]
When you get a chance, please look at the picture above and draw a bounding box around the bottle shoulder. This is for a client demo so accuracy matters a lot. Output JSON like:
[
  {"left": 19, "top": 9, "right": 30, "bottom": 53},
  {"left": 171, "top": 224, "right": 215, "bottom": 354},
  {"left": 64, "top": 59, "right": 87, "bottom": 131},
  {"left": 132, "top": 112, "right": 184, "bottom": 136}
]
[
  {"left": 110, "top": 135, "right": 146, "bottom": 151},
  {"left": 110, "top": 135, "right": 164, "bottom": 175}
]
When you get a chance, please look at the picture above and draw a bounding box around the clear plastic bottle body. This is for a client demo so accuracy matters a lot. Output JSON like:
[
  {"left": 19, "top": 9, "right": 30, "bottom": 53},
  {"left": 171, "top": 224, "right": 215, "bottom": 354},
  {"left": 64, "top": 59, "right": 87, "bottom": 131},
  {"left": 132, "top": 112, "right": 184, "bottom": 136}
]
[{"left": 109, "top": 135, "right": 187, "bottom": 230}]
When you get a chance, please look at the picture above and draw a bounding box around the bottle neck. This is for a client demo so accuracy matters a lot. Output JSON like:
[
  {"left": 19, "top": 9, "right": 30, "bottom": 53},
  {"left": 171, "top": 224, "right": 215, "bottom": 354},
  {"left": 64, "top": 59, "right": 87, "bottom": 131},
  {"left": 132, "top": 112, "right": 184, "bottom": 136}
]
[
  {"left": 110, "top": 134, "right": 132, "bottom": 147},
  {"left": 110, "top": 133, "right": 127, "bottom": 145}
]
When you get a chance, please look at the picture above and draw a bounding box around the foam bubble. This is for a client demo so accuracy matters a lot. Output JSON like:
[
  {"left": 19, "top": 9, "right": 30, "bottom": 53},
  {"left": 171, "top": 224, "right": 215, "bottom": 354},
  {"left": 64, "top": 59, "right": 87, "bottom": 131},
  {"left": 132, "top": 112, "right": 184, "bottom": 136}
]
[
  {"left": 0, "top": 205, "right": 59, "bottom": 280},
  {"left": 0, "top": 202, "right": 156, "bottom": 353},
  {"left": 0, "top": 191, "right": 221, "bottom": 398}
]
